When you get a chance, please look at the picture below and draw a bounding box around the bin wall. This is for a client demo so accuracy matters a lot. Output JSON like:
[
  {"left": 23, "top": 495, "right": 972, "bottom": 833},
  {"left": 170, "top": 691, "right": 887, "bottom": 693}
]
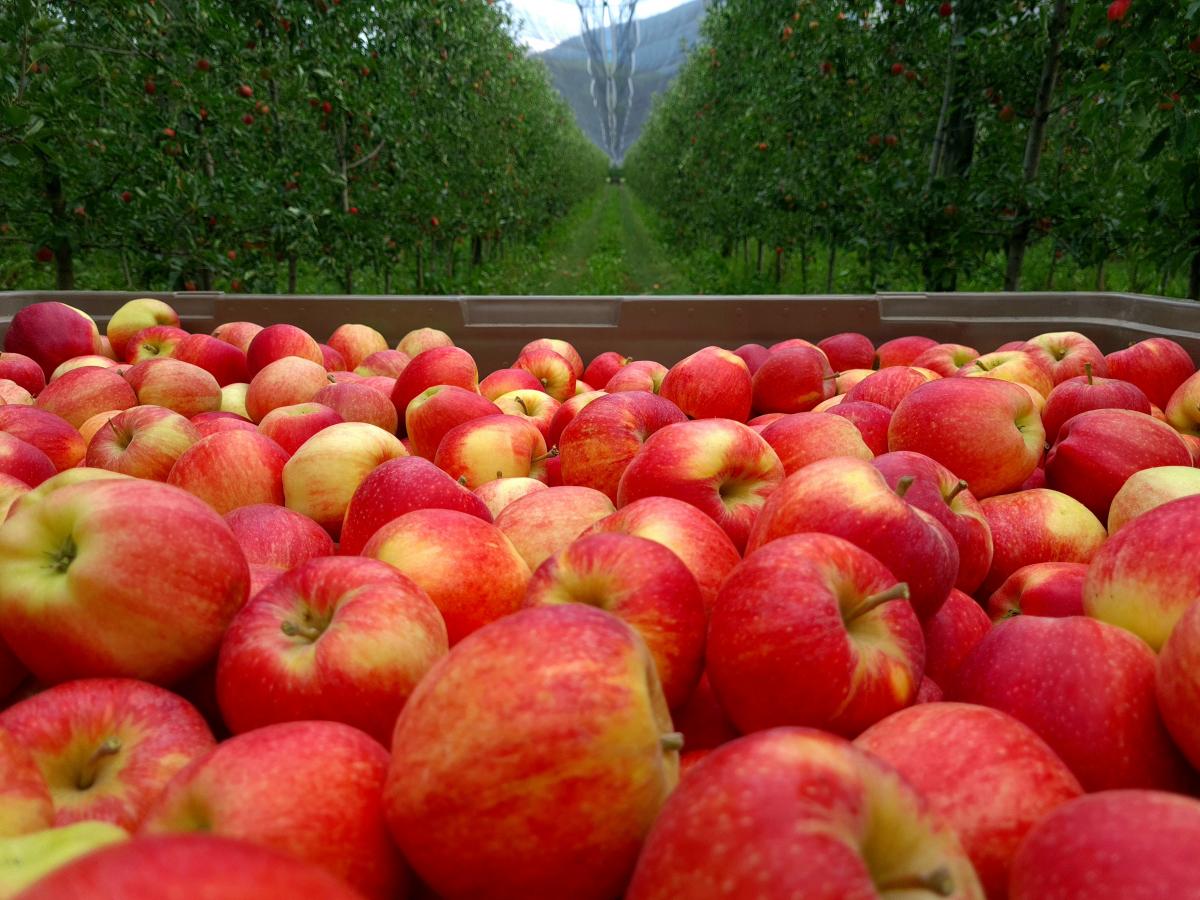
[{"left": 3, "top": 291, "right": 1198, "bottom": 371}]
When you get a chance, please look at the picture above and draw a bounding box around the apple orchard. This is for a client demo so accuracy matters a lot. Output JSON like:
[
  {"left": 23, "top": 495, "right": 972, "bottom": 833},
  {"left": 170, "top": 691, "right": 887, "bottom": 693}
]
[{"left": 3, "top": 297, "right": 1200, "bottom": 896}]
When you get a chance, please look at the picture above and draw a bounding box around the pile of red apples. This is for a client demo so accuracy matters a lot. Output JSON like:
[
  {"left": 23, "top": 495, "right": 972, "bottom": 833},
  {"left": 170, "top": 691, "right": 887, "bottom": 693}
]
[{"left": 2, "top": 299, "right": 1200, "bottom": 898}]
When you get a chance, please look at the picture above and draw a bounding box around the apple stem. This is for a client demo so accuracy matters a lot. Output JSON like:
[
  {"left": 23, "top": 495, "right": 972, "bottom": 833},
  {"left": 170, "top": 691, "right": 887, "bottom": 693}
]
[
  {"left": 944, "top": 480, "right": 969, "bottom": 503},
  {"left": 893, "top": 475, "right": 916, "bottom": 499},
  {"left": 974, "top": 359, "right": 987, "bottom": 370},
  {"left": 327, "top": 374, "right": 336, "bottom": 383},
  {"left": 515, "top": 395, "right": 529, "bottom": 415},
  {"left": 660, "top": 732, "right": 685, "bottom": 753},
  {"left": 531, "top": 448, "right": 559, "bottom": 464},
  {"left": 845, "top": 583, "right": 910, "bottom": 623},
  {"left": 1084, "top": 362, "right": 1093, "bottom": 385},
  {"left": 876, "top": 866, "right": 954, "bottom": 897},
  {"left": 457, "top": 475, "right": 468, "bottom": 486},
  {"left": 281, "top": 620, "right": 323, "bottom": 642},
  {"left": 46, "top": 533, "right": 78, "bottom": 575},
  {"left": 77, "top": 737, "right": 122, "bottom": 791}
]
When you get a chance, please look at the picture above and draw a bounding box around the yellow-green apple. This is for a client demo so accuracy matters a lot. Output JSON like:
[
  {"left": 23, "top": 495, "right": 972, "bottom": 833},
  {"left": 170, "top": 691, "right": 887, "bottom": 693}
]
[
  {"left": 605, "top": 359, "right": 667, "bottom": 394},
  {"left": 245, "top": 323, "right": 323, "bottom": 376},
  {"left": 618, "top": 418, "right": 785, "bottom": 553},
  {"left": 0, "top": 472, "right": 29, "bottom": 520},
  {"left": 282, "top": 422, "right": 406, "bottom": 537},
  {"left": 856, "top": 702, "right": 1082, "bottom": 899},
  {"left": 244, "top": 356, "right": 327, "bottom": 423},
  {"left": 172, "top": 333, "right": 249, "bottom": 387},
  {"left": 0, "top": 379, "right": 33, "bottom": 406},
  {"left": 224, "top": 503, "right": 334, "bottom": 573},
  {"left": 5, "top": 467, "right": 130, "bottom": 516},
  {"left": 889, "top": 378, "right": 1044, "bottom": 498},
  {"left": 319, "top": 342, "right": 347, "bottom": 372},
  {"left": 750, "top": 347, "right": 835, "bottom": 414},
  {"left": 105, "top": 299, "right": 179, "bottom": 360},
  {"left": 0, "top": 407, "right": 84, "bottom": 472},
  {"left": 340, "top": 456, "right": 493, "bottom": 556},
  {"left": 17, "top": 833, "right": 369, "bottom": 899},
  {"left": 473, "top": 476, "right": 548, "bottom": 517},
  {"left": 85, "top": 405, "right": 200, "bottom": 481},
  {"left": 1041, "top": 367, "right": 1152, "bottom": 444},
  {"left": 708, "top": 532, "right": 922, "bottom": 736},
  {"left": 312, "top": 381, "right": 397, "bottom": 433},
  {"left": 520, "top": 338, "right": 584, "bottom": 379},
  {"left": 0, "top": 478, "right": 249, "bottom": 683},
  {"left": 875, "top": 334, "right": 938, "bottom": 367},
  {"left": 584, "top": 350, "right": 632, "bottom": 386},
  {"left": 513, "top": 347, "right": 576, "bottom": 401},
  {"left": 432, "top": 414, "right": 549, "bottom": 489},
  {"left": 873, "top": 450, "right": 994, "bottom": 594},
  {"left": 844, "top": 366, "right": 938, "bottom": 410},
  {"left": 952, "top": 614, "right": 1193, "bottom": 791},
  {"left": 959, "top": 350, "right": 1054, "bottom": 398},
  {"left": 0, "top": 820, "right": 128, "bottom": 896},
  {"left": 1166, "top": 369, "right": 1200, "bottom": 436},
  {"left": 190, "top": 410, "right": 255, "bottom": 439},
  {"left": 216, "top": 556, "right": 447, "bottom": 746},
  {"left": 49, "top": 355, "right": 119, "bottom": 380},
  {"left": 219, "top": 382, "right": 250, "bottom": 418},
  {"left": 363, "top": 508, "right": 530, "bottom": 645},
  {"left": 77, "top": 410, "right": 122, "bottom": 446},
  {"left": 828, "top": 399, "right": 892, "bottom": 456},
  {"left": 1021, "top": 331, "right": 1107, "bottom": 384},
  {"left": 921, "top": 588, "right": 991, "bottom": 688},
  {"left": 0, "top": 678, "right": 214, "bottom": 830},
  {"left": 986, "top": 561, "right": 1087, "bottom": 619},
  {"left": 523, "top": 533, "right": 704, "bottom": 708},
  {"left": 3, "top": 303, "right": 99, "bottom": 380},
  {"left": 760, "top": 412, "right": 873, "bottom": 476},
  {"left": 478, "top": 366, "right": 542, "bottom": 401},
  {"left": 168, "top": 430, "right": 289, "bottom": 515},
  {"left": 977, "top": 488, "right": 1105, "bottom": 596},
  {"left": 396, "top": 326, "right": 453, "bottom": 357},
  {"left": 140, "top": 720, "right": 405, "bottom": 899},
  {"left": 385, "top": 604, "right": 678, "bottom": 899},
  {"left": 257, "top": 402, "right": 343, "bottom": 455},
  {"left": 0, "top": 728, "right": 51, "bottom": 836},
  {"left": 328, "top": 323, "right": 388, "bottom": 371},
  {"left": 391, "top": 346, "right": 479, "bottom": 420},
  {"left": 493, "top": 485, "right": 614, "bottom": 571},
  {"left": 911, "top": 343, "right": 980, "bottom": 377},
  {"left": 658, "top": 346, "right": 752, "bottom": 421},
  {"left": 1009, "top": 790, "right": 1200, "bottom": 900},
  {"left": 0, "top": 353, "right": 46, "bottom": 396},
  {"left": 818, "top": 331, "right": 875, "bottom": 370},
  {"left": 626, "top": 727, "right": 982, "bottom": 900},
  {"left": 545, "top": 389, "right": 606, "bottom": 447},
  {"left": 494, "top": 389, "right": 560, "bottom": 440},
  {"left": 0, "top": 434, "right": 54, "bottom": 488},
  {"left": 122, "top": 325, "right": 188, "bottom": 363},
  {"left": 559, "top": 391, "right": 687, "bottom": 501},
  {"left": 583, "top": 495, "right": 741, "bottom": 615},
  {"left": 35, "top": 367, "right": 137, "bottom": 429},
  {"left": 1108, "top": 465, "right": 1200, "bottom": 533},
  {"left": 1158, "top": 599, "right": 1200, "bottom": 770},
  {"left": 1106, "top": 337, "right": 1195, "bottom": 408},
  {"left": 354, "top": 349, "right": 410, "bottom": 378},
  {"left": 1045, "top": 408, "right": 1190, "bottom": 518},
  {"left": 747, "top": 457, "right": 958, "bottom": 620},
  {"left": 125, "top": 358, "right": 221, "bottom": 418},
  {"left": 1082, "top": 494, "right": 1200, "bottom": 650},
  {"left": 211, "top": 321, "right": 263, "bottom": 355},
  {"left": 832, "top": 368, "right": 872, "bottom": 395}
]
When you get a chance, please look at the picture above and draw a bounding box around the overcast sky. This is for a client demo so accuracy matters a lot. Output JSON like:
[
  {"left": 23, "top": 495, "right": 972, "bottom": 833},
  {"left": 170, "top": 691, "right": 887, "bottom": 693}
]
[{"left": 506, "top": 0, "right": 693, "bottom": 50}]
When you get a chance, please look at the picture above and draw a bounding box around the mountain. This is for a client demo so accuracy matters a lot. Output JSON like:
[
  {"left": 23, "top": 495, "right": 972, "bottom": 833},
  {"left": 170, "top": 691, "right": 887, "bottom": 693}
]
[{"left": 534, "top": 0, "right": 707, "bottom": 163}]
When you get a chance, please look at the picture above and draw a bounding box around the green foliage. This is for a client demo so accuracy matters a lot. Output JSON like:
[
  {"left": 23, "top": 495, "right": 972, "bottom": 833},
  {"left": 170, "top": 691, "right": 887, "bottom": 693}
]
[
  {"left": 0, "top": 0, "right": 608, "bottom": 292},
  {"left": 626, "top": 0, "right": 1200, "bottom": 298}
]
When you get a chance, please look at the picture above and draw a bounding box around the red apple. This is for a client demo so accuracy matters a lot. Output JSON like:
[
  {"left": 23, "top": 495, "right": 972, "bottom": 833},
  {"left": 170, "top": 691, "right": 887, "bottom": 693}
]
[
  {"left": 212, "top": 321, "right": 264, "bottom": 355},
  {"left": 473, "top": 476, "right": 548, "bottom": 517},
  {"left": 725, "top": 343, "right": 767, "bottom": 376},
  {"left": 1105, "top": 337, "right": 1195, "bottom": 408},
  {"left": 0, "top": 433, "right": 55, "bottom": 488},
  {"left": 0, "top": 678, "right": 214, "bottom": 830},
  {"left": 545, "top": 389, "right": 606, "bottom": 447},
  {"left": 385, "top": 604, "right": 678, "bottom": 900},
  {"left": 190, "top": 410, "right": 257, "bottom": 438},
  {"left": 245, "top": 323, "right": 323, "bottom": 376},
  {"left": 856, "top": 702, "right": 1082, "bottom": 898},
  {"left": 243, "top": 356, "right": 328, "bottom": 423},
  {"left": 478, "top": 366, "right": 543, "bottom": 401},
  {"left": 875, "top": 335, "right": 938, "bottom": 367},
  {"left": 432, "top": 414, "right": 549, "bottom": 488},
  {"left": 0, "top": 406, "right": 85, "bottom": 471},
  {"left": 172, "top": 333, "right": 249, "bottom": 387},
  {"left": 921, "top": 588, "right": 991, "bottom": 687},
  {"left": 1157, "top": 598, "right": 1200, "bottom": 770},
  {"left": 0, "top": 478, "right": 249, "bottom": 684},
  {"left": 520, "top": 338, "right": 584, "bottom": 379},
  {"left": 167, "top": 429, "right": 288, "bottom": 515},
  {"left": 0, "top": 379, "right": 32, "bottom": 406},
  {"left": 4, "top": 302, "right": 99, "bottom": 379},
  {"left": 328, "top": 323, "right": 388, "bottom": 371},
  {"left": 513, "top": 347, "right": 576, "bottom": 401},
  {"left": 827, "top": 399, "right": 892, "bottom": 456},
  {"left": 340, "top": 455, "right": 493, "bottom": 556},
  {"left": 626, "top": 727, "right": 981, "bottom": 899},
  {"left": 911, "top": 343, "right": 980, "bottom": 377},
  {"left": 760, "top": 411, "right": 873, "bottom": 474},
  {"left": 493, "top": 485, "right": 615, "bottom": 571},
  {"left": 35, "top": 367, "right": 137, "bottom": 429},
  {"left": 986, "top": 561, "right": 1088, "bottom": 619},
  {"left": 223, "top": 503, "right": 332, "bottom": 571},
  {"left": 257, "top": 402, "right": 343, "bottom": 455},
  {"left": 0, "top": 725, "right": 50, "bottom": 836},
  {"left": 659, "top": 346, "right": 752, "bottom": 421},
  {"left": 1040, "top": 368, "right": 1151, "bottom": 444},
  {"left": 0, "top": 352, "right": 47, "bottom": 396},
  {"left": 605, "top": 359, "right": 668, "bottom": 394},
  {"left": 817, "top": 332, "right": 875, "bottom": 371},
  {"left": 391, "top": 346, "right": 479, "bottom": 419},
  {"left": 105, "top": 299, "right": 180, "bottom": 360},
  {"left": 49, "top": 355, "right": 119, "bottom": 381},
  {"left": 354, "top": 349, "right": 411, "bottom": 378},
  {"left": 123, "top": 325, "right": 189, "bottom": 363},
  {"left": 952, "top": 614, "right": 1193, "bottom": 791},
  {"left": 750, "top": 347, "right": 835, "bottom": 414},
  {"left": 1021, "top": 331, "right": 1107, "bottom": 384},
  {"left": 889, "top": 377, "right": 1045, "bottom": 499},
  {"left": 494, "top": 388, "right": 561, "bottom": 440},
  {"left": 85, "top": 405, "right": 200, "bottom": 481},
  {"left": 0, "top": 471, "right": 30, "bottom": 522},
  {"left": 125, "top": 358, "right": 222, "bottom": 418},
  {"left": 319, "top": 342, "right": 348, "bottom": 372},
  {"left": 403, "top": 384, "right": 498, "bottom": 459},
  {"left": 311, "top": 380, "right": 397, "bottom": 433},
  {"left": 396, "top": 326, "right": 453, "bottom": 357},
  {"left": 1009, "top": 790, "right": 1200, "bottom": 900},
  {"left": 584, "top": 350, "right": 631, "bottom": 386},
  {"left": 141, "top": 720, "right": 406, "bottom": 899},
  {"left": 844, "top": 366, "right": 938, "bottom": 410}
]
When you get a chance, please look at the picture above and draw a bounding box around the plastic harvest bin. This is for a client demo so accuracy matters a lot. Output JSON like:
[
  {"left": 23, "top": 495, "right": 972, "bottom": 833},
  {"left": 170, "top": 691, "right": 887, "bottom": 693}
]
[{"left": 3, "top": 291, "right": 1199, "bottom": 372}]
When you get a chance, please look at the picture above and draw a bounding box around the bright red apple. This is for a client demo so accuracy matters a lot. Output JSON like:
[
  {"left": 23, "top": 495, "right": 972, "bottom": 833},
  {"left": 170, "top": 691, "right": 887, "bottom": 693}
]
[{"left": 986, "top": 561, "right": 1088, "bottom": 619}]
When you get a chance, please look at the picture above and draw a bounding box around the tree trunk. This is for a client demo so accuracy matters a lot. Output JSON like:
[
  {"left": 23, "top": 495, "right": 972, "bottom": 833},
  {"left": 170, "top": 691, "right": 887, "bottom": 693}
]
[
  {"left": 43, "top": 164, "right": 75, "bottom": 289},
  {"left": 1188, "top": 246, "right": 1199, "bottom": 300},
  {"left": 472, "top": 235, "right": 483, "bottom": 267},
  {"left": 774, "top": 248, "right": 783, "bottom": 285},
  {"left": 799, "top": 237, "right": 809, "bottom": 292},
  {"left": 756, "top": 239, "right": 764, "bottom": 275},
  {"left": 825, "top": 242, "right": 837, "bottom": 293},
  {"left": 344, "top": 265, "right": 353, "bottom": 293},
  {"left": 416, "top": 244, "right": 425, "bottom": 292},
  {"left": 1095, "top": 257, "right": 1108, "bottom": 292},
  {"left": 1045, "top": 250, "right": 1058, "bottom": 290},
  {"left": 287, "top": 254, "right": 298, "bottom": 293},
  {"left": 1004, "top": 0, "right": 1073, "bottom": 291}
]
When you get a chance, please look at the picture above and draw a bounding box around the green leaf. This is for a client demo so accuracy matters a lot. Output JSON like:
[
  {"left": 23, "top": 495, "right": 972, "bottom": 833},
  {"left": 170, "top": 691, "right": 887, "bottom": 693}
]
[{"left": 1141, "top": 126, "right": 1171, "bottom": 162}]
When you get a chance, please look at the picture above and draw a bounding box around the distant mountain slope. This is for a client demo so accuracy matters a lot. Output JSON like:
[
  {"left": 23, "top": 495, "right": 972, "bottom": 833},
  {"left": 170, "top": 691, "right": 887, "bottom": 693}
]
[{"left": 535, "top": 0, "right": 706, "bottom": 163}]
